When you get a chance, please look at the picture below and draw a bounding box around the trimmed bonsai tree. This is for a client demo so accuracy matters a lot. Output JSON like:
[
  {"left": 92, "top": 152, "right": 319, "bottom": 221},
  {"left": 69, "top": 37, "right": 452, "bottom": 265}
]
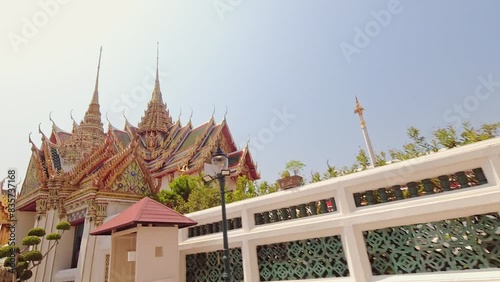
[
  {"left": 285, "top": 160, "right": 306, "bottom": 176},
  {"left": 278, "top": 160, "right": 306, "bottom": 189},
  {"left": 0, "top": 221, "right": 70, "bottom": 281}
]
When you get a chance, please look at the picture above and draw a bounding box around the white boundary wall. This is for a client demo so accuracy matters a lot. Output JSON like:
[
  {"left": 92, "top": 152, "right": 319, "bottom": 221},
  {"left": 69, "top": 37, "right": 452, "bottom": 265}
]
[{"left": 179, "top": 138, "right": 500, "bottom": 282}]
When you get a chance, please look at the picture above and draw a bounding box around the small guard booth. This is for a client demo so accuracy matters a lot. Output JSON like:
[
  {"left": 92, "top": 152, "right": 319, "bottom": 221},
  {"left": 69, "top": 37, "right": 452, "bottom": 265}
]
[{"left": 90, "top": 197, "right": 197, "bottom": 282}]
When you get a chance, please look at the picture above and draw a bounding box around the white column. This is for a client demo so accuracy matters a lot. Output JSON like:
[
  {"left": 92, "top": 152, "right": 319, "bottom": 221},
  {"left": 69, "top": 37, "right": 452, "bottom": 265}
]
[
  {"left": 341, "top": 224, "right": 372, "bottom": 282},
  {"left": 81, "top": 226, "right": 97, "bottom": 282},
  {"left": 41, "top": 209, "right": 59, "bottom": 282},
  {"left": 241, "top": 239, "right": 259, "bottom": 281},
  {"left": 76, "top": 220, "right": 92, "bottom": 282}
]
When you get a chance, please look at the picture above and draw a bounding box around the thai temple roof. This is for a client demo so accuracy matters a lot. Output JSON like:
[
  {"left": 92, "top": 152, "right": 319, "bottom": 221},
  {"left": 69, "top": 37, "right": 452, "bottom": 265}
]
[{"left": 17, "top": 47, "right": 260, "bottom": 213}]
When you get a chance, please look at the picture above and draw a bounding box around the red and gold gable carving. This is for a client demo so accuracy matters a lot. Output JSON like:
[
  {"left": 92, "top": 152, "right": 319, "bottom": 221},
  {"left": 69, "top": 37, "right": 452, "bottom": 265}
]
[
  {"left": 20, "top": 155, "right": 41, "bottom": 197},
  {"left": 109, "top": 160, "right": 152, "bottom": 195}
]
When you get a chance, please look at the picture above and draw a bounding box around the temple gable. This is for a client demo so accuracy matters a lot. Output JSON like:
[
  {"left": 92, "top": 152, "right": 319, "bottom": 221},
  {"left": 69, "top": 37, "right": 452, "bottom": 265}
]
[{"left": 109, "top": 160, "right": 153, "bottom": 195}]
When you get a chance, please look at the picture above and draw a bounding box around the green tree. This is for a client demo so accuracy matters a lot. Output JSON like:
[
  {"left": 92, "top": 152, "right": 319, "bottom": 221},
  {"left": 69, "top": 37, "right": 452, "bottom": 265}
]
[
  {"left": 310, "top": 171, "right": 322, "bottom": 183},
  {"left": 285, "top": 160, "right": 306, "bottom": 176},
  {"left": 375, "top": 151, "right": 388, "bottom": 167},
  {"left": 0, "top": 221, "right": 70, "bottom": 281},
  {"left": 356, "top": 148, "right": 370, "bottom": 169},
  {"left": 156, "top": 190, "right": 186, "bottom": 213},
  {"left": 257, "top": 181, "right": 279, "bottom": 195},
  {"left": 183, "top": 183, "right": 221, "bottom": 213},
  {"left": 168, "top": 174, "right": 201, "bottom": 202},
  {"left": 323, "top": 160, "right": 339, "bottom": 179},
  {"left": 227, "top": 176, "right": 257, "bottom": 203},
  {"left": 433, "top": 126, "right": 460, "bottom": 149}
]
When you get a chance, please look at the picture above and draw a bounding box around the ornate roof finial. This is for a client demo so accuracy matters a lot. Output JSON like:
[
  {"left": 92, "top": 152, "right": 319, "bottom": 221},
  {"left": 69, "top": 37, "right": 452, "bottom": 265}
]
[
  {"left": 189, "top": 108, "right": 193, "bottom": 123},
  {"left": 29, "top": 132, "right": 38, "bottom": 150},
  {"left": 38, "top": 123, "right": 47, "bottom": 141},
  {"left": 105, "top": 112, "right": 113, "bottom": 131},
  {"left": 152, "top": 42, "right": 162, "bottom": 103},
  {"left": 70, "top": 109, "right": 78, "bottom": 131},
  {"left": 122, "top": 110, "right": 128, "bottom": 122},
  {"left": 92, "top": 46, "right": 103, "bottom": 104},
  {"left": 223, "top": 105, "right": 228, "bottom": 121},
  {"left": 177, "top": 108, "right": 182, "bottom": 122},
  {"left": 354, "top": 96, "right": 365, "bottom": 128},
  {"left": 211, "top": 105, "right": 216, "bottom": 120}
]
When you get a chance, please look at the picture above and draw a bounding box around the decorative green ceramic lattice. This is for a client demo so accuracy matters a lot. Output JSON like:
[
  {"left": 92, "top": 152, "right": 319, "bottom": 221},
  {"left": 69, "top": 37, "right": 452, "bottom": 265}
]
[
  {"left": 364, "top": 213, "right": 500, "bottom": 275},
  {"left": 257, "top": 235, "right": 349, "bottom": 281},
  {"left": 186, "top": 248, "right": 244, "bottom": 281}
]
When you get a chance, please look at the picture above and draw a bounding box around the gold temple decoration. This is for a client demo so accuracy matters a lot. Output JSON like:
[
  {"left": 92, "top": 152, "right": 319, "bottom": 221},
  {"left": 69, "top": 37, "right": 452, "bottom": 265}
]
[{"left": 354, "top": 96, "right": 366, "bottom": 128}]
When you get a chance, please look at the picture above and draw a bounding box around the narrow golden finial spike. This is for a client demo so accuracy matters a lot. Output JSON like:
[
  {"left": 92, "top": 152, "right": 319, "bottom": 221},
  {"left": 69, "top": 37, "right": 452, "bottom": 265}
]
[
  {"left": 92, "top": 46, "right": 103, "bottom": 104},
  {"left": 152, "top": 42, "right": 162, "bottom": 102}
]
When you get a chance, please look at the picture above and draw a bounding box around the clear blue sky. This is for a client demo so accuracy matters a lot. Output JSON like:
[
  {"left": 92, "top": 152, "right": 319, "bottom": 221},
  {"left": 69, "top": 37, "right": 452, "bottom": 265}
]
[{"left": 1, "top": 0, "right": 500, "bottom": 184}]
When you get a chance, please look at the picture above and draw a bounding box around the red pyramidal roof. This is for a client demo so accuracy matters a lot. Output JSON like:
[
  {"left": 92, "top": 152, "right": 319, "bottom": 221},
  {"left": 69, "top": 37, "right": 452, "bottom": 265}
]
[{"left": 90, "top": 197, "right": 197, "bottom": 235}]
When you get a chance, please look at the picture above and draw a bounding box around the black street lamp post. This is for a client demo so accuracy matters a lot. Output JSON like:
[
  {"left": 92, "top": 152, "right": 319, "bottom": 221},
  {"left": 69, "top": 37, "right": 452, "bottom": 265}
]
[{"left": 203, "top": 144, "right": 231, "bottom": 281}]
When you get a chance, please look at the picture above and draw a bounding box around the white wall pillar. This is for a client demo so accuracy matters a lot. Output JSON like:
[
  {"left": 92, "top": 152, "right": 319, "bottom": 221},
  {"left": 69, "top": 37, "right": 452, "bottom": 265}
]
[
  {"left": 42, "top": 209, "right": 61, "bottom": 282},
  {"left": 33, "top": 209, "right": 56, "bottom": 282},
  {"left": 81, "top": 224, "right": 97, "bottom": 282},
  {"left": 241, "top": 240, "right": 259, "bottom": 281},
  {"left": 341, "top": 224, "right": 372, "bottom": 282}
]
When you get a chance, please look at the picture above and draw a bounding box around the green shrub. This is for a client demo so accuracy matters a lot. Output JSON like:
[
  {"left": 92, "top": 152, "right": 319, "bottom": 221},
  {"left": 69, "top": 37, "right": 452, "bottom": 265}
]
[
  {"left": 19, "top": 270, "right": 33, "bottom": 280},
  {"left": 27, "top": 228, "right": 46, "bottom": 237},
  {"left": 17, "top": 261, "right": 28, "bottom": 271},
  {"left": 46, "top": 233, "right": 61, "bottom": 240},
  {"left": 23, "top": 250, "right": 43, "bottom": 262},
  {"left": 22, "top": 236, "right": 42, "bottom": 246},
  {"left": 0, "top": 245, "right": 20, "bottom": 258},
  {"left": 56, "top": 221, "right": 71, "bottom": 231},
  {"left": 3, "top": 258, "right": 15, "bottom": 268}
]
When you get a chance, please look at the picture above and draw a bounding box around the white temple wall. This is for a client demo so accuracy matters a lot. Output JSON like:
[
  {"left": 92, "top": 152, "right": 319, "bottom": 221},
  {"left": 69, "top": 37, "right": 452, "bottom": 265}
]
[
  {"left": 14, "top": 211, "right": 35, "bottom": 246},
  {"left": 75, "top": 219, "right": 92, "bottom": 282},
  {"left": 90, "top": 235, "right": 110, "bottom": 282}
]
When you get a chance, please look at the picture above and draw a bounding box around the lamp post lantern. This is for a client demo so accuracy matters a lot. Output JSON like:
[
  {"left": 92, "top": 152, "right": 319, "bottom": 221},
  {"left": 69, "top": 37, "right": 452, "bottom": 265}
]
[{"left": 203, "top": 144, "right": 231, "bottom": 281}]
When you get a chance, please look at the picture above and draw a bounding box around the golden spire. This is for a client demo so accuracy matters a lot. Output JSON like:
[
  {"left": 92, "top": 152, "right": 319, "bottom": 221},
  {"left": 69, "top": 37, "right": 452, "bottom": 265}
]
[
  {"left": 137, "top": 42, "right": 172, "bottom": 133},
  {"left": 92, "top": 46, "right": 102, "bottom": 104},
  {"left": 80, "top": 47, "right": 104, "bottom": 131},
  {"left": 354, "top": 96, "right": 366, "bottom": 128},
  {"left": 152, "top": 42, "right": 163, "bottom": 103}
]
